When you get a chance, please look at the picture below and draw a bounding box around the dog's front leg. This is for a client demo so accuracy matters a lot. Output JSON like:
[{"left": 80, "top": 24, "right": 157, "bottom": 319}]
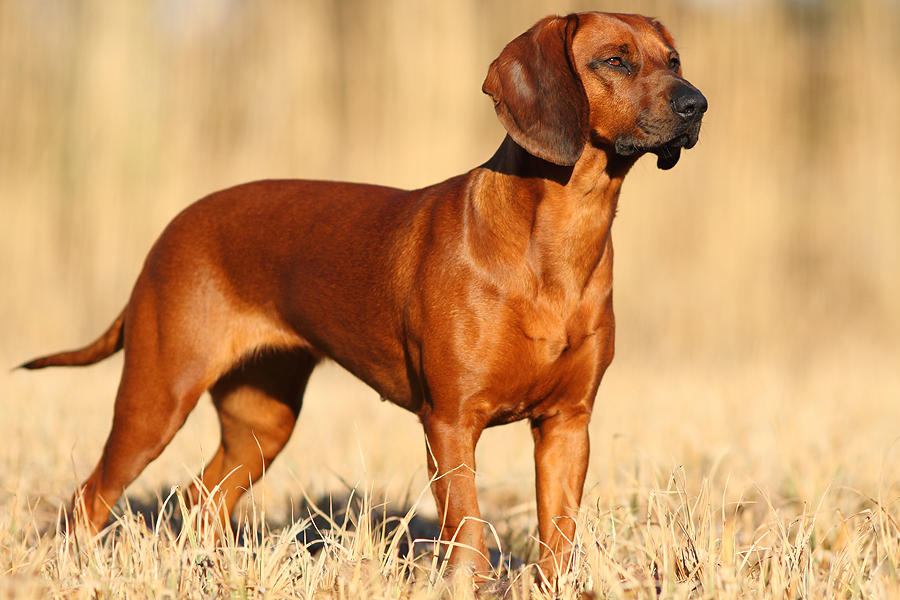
[
  {"left": 531, "top": 411, "right": 591, "bottom": 585},
  {"left": 422, "top": 418, "right": 492, "bottom": 578}
]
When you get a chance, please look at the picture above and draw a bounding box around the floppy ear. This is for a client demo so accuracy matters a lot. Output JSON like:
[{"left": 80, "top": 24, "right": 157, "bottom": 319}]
[{"left": 482, "top": 14, "right": 589, "bottom": 166}]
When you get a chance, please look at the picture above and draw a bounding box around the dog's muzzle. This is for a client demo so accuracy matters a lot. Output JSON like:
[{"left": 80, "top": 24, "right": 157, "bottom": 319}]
[
  {"left": 615, "top": 83, "right": 707, "bottom": 171},
  {"left": 654, "top": 85, "right": 707, "bottom": 170}
]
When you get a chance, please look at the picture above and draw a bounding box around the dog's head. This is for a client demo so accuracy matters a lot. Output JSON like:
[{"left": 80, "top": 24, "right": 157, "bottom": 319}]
[{"left": 483, "top": 12, "right": 706, "bottom": 170}]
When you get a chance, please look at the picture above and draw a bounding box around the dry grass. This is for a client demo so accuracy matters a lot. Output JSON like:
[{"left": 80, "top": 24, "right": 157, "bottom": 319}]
[
  {"left": 2, "top": 0, "right": 900, "bottom": 597},
  {"left": 5, "top": 452, "right": 900, "bottom": 599}
]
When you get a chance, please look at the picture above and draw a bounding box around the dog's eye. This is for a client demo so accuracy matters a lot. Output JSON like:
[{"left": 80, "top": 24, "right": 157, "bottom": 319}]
[
  {"left": 603, "top": 57, "right": 632, "bottom": 75},
  {"left": 669, "top": 57, "right": 681, "bottom": 71},
  {"left": 589, "top": 56, "right": 631, "bottom": 74}
]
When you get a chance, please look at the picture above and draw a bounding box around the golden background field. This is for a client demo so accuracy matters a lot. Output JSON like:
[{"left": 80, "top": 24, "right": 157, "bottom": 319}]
[{"left": 2, "top": 0, "right": 899, "bottom": 569}]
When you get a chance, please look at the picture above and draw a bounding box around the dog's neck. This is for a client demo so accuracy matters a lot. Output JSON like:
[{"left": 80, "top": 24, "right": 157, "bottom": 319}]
[{"left": 468, "top": 135, "right": 638, "bottom": 294}]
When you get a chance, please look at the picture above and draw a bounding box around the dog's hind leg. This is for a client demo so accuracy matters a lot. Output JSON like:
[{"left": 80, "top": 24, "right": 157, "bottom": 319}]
[
  {"left": 190, "top": 348, "right": 318, "bottom": 527},
  {"left": 73, "top": 325, "right": 216, "bottom": 534}
]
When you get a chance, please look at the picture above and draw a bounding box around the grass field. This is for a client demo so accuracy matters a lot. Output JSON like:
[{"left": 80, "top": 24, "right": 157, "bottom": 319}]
[{"left": 2, "top": 0, "right": 900, "bottom": 598}]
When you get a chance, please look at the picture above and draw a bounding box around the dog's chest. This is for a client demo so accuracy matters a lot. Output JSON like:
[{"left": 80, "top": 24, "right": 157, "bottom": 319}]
[
  {"left": 436, "top": 292, "right": 610, "bottom": 425},
  {"left": 473, "top": 291, "right": 612, "bottom": 414},
  {"left": 514, "top": 295, "right": 600, "bottom": 364}
]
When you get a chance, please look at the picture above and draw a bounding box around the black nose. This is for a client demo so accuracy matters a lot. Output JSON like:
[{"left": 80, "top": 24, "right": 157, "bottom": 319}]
[{"left": 670, "top": 87, "right": 708, "bottom": 121}]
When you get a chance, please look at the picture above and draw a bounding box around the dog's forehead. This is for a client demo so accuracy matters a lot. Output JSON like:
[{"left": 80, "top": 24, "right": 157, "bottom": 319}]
[{"left": 573, "top": 12, "right": 674, "bottom": 56}]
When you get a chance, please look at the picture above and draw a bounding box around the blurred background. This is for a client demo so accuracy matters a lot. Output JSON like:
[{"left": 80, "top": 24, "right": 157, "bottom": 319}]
[{"left": 2, "top": 0, "right": 899, "bottom": 522}]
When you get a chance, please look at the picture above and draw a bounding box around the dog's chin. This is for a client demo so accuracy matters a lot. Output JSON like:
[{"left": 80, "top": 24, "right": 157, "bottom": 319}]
[
  {"left": 616, "top": 130, "right": 700, "bottom": 170},
  {"left": 653, "top": 131, "right": 702, "bottom": 169},
  {"left": 653, "top": 147, "right": 680, "bottom": 171}
]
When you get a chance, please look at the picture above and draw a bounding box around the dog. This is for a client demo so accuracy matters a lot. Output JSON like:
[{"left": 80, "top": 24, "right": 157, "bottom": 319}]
[{"left": 22, "top": 11, "right": 705, "bottom": 584}]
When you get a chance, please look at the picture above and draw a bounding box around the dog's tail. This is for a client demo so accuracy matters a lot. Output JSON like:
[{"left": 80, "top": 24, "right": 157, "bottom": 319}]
[{"left": 18, "top": 309, "right": 126, "bottom": 370}]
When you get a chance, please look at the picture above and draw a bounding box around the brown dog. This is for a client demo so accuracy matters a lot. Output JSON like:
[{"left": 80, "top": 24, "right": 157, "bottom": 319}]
[{"left": 22, "top": 12, "right": 705, "bottom": 583}]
